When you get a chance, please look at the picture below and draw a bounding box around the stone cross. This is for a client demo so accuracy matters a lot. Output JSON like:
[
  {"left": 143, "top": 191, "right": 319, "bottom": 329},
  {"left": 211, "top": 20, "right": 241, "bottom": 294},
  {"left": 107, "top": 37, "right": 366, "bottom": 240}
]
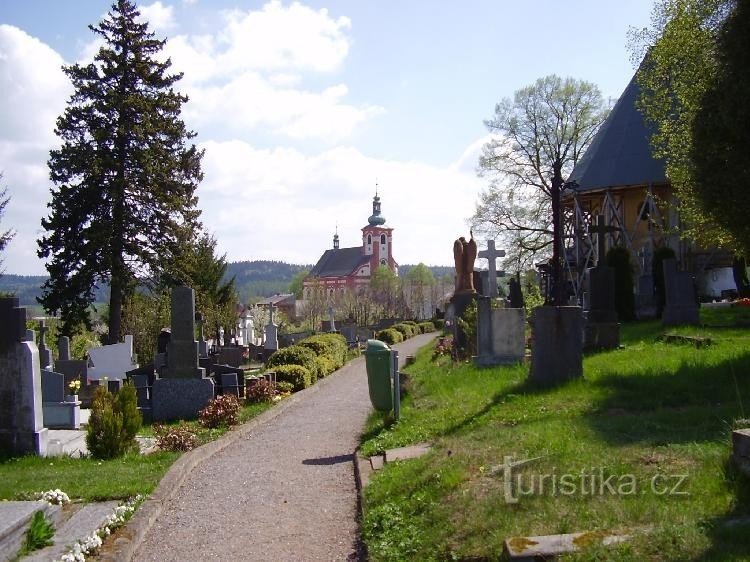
[
  {"left": 589, "top": 215, "right": 618, "bottom": 266},
  {"left": 477, "top": 240, "right": 506, "bottom": 297}
]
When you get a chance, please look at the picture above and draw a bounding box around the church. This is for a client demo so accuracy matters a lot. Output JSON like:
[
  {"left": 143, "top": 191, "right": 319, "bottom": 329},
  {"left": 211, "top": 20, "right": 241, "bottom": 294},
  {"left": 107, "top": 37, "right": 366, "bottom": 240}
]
[{"left": 303, "top": 191, "right": 398, "bottom": 299}]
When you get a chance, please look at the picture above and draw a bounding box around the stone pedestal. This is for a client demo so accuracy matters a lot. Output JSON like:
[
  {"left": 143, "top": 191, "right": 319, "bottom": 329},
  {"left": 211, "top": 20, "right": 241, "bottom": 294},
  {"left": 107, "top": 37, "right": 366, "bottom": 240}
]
[
  {"left": 475, "top": 300, "right": 525, "bottom": 366},
  {"left": 529, "top": 306, "right": 583, "bottom": 386},
  {"left": 449, "top": 292, "right": 477, "bottom": 351},
  {"left": 0, "top": 297, "right": 48, "bottom": 456}
]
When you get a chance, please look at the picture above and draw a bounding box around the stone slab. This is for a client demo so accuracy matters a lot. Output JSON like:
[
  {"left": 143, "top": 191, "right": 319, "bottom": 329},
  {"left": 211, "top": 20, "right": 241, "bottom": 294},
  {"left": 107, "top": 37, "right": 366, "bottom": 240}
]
[
  {"left": 529, "top": 306, "right": 583, "bottom": 386},
  {"left": 151, "top": 377, "right": 215, "bottom": 422},
  {"left": 503, "top": 530, "right": 632, "bottom": 560},
  {"left": 26, "top": 501, "right": 119, "bottom": 562},
  {"left": 0, "top": 501, "right": 60, "bottom": 561},
  {"left": 370, "top": 455, "right": 385, "bottom": 471},
  {"left": 384, "top": 443, "right": 432, "bottom": 463}
]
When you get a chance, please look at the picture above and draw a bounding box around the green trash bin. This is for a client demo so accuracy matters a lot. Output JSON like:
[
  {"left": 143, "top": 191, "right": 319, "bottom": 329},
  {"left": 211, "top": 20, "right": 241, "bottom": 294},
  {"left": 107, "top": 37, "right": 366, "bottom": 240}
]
[{"left": 365, "top": 339, "right": 393, "bottom": 412}]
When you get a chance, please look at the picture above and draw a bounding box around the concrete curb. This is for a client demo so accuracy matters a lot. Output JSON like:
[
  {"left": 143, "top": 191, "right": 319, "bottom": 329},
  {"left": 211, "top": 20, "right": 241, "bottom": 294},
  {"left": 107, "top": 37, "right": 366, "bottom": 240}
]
[{"left": 100, "top": 356, "right": 365, "bottom": 562}]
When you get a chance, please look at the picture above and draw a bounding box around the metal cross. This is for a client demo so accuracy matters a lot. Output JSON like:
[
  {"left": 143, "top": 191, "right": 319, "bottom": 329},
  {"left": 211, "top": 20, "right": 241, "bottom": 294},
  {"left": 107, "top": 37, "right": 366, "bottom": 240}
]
[
  {"left": 477, "top": 240, "right": 506, "bottom": 297},
  {"left": 588, "top": 215, "right": 618, "bottom": 266}
]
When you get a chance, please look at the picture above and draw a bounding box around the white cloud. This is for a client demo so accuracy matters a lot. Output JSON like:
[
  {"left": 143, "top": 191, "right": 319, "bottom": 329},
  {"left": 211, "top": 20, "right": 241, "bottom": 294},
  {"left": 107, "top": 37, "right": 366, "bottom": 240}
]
[
  {"left": 138, "top": 1, "right": 178, "bottom": 32},
  {"left": 197, "top": 140, "right": 482, "bottom": 268},
  {"left": 160, "top": 1, "right": 374, "bottom": 141},
  {"left": 0, "top": 26, "right": 72, "bottom": 275}
]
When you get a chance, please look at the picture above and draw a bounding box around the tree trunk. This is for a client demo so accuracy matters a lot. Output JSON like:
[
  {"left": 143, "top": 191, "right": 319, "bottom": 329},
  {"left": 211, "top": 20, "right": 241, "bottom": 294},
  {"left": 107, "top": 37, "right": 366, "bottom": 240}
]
[{"left": 550, "top": 160, "right": 564, "bottom": 306}]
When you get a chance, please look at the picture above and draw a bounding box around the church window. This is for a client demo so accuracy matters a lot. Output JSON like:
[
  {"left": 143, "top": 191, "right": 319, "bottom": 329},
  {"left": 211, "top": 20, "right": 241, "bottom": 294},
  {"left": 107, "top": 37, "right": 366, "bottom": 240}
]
[
  {"left": 380, "top": 234, "right": 386, "bottom": 245},
  {"left": 367, "top": 234, "right": 372, "bottom": 245}
]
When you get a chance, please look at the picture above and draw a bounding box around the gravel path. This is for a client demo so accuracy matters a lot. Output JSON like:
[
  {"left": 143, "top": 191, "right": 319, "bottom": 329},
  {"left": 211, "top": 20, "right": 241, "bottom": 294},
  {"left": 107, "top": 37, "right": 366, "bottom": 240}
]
[{"left": 134, "top": 334, "right": 436, "bottom": 562}]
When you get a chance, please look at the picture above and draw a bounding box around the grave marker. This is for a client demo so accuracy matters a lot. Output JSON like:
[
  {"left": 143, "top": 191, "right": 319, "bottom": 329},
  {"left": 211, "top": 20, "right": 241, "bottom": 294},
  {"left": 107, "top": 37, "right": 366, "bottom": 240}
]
[{"left": 477, "top": 240, "right": 506, "bottom": 297}]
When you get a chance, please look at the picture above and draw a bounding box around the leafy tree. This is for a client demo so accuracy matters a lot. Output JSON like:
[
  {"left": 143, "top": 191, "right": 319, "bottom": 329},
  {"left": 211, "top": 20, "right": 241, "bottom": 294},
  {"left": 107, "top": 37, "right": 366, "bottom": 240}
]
[
  {"left": 0, "top": 173, "right": 15, "bottom": 271},
  {"left": 370, "top": 265, "right": 401, "bottom": 319},
  {"left": 473, "top": 75, "right": 609, "bottom": 277},
  {"left": 630, "top": 0, "right": 735, "bottom": 250},
  {"left": 38, "top": 0, "right": 203, "bottom": 340},
  {"left": 691, "top": 0, "right": 748, "bottom": 254},
  {"left": 289, "top": 269, "right": 309, "bottom": 299},
  {"left": 404, "top": 263, "right": 435, "bottom": 319}
]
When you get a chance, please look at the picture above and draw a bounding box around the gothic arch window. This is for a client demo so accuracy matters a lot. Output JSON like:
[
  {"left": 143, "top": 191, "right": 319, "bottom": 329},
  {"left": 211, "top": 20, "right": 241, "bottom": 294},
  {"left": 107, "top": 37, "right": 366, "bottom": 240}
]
[{"left": 380, "top": 234, "right": 386, "bottom": 245}]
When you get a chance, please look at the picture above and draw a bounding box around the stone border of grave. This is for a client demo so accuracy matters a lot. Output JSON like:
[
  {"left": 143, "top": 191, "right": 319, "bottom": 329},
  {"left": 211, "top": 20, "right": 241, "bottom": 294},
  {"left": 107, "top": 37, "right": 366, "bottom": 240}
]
[{"left": 97, "top": 364, "right": 351, "bottom": 562}]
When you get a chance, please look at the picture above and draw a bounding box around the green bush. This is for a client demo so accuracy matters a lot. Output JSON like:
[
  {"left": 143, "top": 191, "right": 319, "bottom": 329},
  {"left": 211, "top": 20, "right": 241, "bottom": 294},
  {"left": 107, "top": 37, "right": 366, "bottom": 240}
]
[
  {"left": 267, "top": 345, "right": 318, "bottom": 382},
  {"left": 418, "top": 321, "right": 436, "bottom": 333},
  {"left": 298, "top": 333, "right": 347, "bottom": 369},
  {"left": 272, "top": 364, "right": 312, "bottom": 391},
  {"left": 606, "top": 246, "right": 636, "bottom": 321},
  {"left": 432, "top": 318, "right": 445, "bottom": 330},
  {"left": 393, "top": 323, "right": 417, "bottom": 338},
  {"left": 198, "top": 394, "right": 241, "bottom": 428},
  {"left": 375, "top": 328, "right": 404, "bottom": 345},
  {"left": 315, "top": 355, "right": 337, "bottom": 377},
  {"left": 275, "top": 381, "right": 294, "bottom": 395},
  {"left": 85, "top": 383, "right": 142, "bottom": 460}
]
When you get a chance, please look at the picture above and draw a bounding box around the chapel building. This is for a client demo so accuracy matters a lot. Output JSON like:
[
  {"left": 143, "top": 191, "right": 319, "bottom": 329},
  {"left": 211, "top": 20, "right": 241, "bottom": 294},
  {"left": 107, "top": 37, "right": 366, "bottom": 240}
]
[{"left": 303, "top": 192, "right": 398, "bottom": 299}]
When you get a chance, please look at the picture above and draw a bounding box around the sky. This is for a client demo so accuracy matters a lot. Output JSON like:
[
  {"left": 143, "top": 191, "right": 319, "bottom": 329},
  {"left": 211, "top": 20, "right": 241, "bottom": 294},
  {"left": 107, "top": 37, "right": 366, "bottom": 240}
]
[{"left": 0, "top": 0, "right": 655, "bottom": 275}]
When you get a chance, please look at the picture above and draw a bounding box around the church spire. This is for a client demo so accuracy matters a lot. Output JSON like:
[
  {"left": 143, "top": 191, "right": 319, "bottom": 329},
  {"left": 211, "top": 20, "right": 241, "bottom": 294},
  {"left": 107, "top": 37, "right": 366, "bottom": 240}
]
[
  {"left": 333, "top": 224, "right": 339, "bottom": 249},
  {"left": 368, "top": 184, "right": 386, "bottom": 226}
]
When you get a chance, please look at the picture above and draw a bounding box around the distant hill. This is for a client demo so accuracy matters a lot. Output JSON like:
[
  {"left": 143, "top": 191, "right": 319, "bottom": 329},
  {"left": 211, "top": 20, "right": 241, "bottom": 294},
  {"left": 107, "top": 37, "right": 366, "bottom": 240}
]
[
  {"left": 225, "top": 260, "right": 311, "bottom": 302},
  {"left": 0, "top": 261, "right": 455, "bottom": 307}
]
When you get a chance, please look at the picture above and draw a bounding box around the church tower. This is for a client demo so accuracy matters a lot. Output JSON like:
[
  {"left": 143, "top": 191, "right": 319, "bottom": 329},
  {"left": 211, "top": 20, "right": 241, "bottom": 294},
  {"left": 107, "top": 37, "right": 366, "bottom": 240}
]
[{"left": 362, "top": 188, "right": 396, "bottom": 275}]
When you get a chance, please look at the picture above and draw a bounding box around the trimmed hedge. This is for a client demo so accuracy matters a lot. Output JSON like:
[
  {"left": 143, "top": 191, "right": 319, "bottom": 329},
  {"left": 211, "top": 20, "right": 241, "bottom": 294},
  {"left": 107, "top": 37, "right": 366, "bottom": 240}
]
[
  {"left": 433, "top": 318, "right": 445, "bottom": 330},
  {"left": 418, "top": 321, "right": 436, "bottom": 333},
  {"left": 375, "top": 328, "right": 404, "bottom": 345},
  {"left": 315, "top": 355, "right": 337, "bottom": 378},
  {"left": 267, "top": 345, "right": 318, "bottom": 382},
  {"left": 298, "top": 333, "right": 347, "bottom": 369},
  {"left": 272, "top": 364, "right": 312, "bottom": 391},
  {"left": 392, "top": 323, "right": 416, "bottom": 338}
]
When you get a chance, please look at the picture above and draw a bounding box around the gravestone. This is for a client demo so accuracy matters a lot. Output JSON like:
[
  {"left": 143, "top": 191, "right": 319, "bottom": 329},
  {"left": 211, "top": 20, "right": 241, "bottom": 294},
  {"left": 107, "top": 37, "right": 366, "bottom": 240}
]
[
  {"left": 54, "top": 335, "right": 88, "bottom": 389},
  {"left": 636, "top": 244, "right": 657, "bottom": 318},
  {"left": 88, "top": 335, "right": 138, "bottom": 381},
  {"left": 0, "top": 297, "right": 48, "bottom": 456},
  {"left": 528, "top": 306, "right": 583, "bottom": 386},
  {"left": 37, "top": 319, "right": 52, "bottom": 370},
  {"left": 474, "top": 297, "right": 525, "bottom": 367},
  {"left": 508, "top": 276, "right": 525, "bottom": 309},
  {"left": 216, "top": 346, "right": 245, "bottom": 368},
  {"left": 196, "top": 313, "right": 209, "bottom": 357},
  {"left": 662, "top": 259, "right": 699, "bottom": 326},
  {"left": 263, "top": 305, "right": 279, "bottom": 361},
  {"left": 41, "top": 369, "right": 80, "bottom": 429},
  {"left": 151, "top": 286, "right": 214, "bottom": 421},
  {"left": 583, "top": 215, "right": 619, "bottom": 350},
  {"left": 25, "top": 329, "right": 35, "bottom": 342}
]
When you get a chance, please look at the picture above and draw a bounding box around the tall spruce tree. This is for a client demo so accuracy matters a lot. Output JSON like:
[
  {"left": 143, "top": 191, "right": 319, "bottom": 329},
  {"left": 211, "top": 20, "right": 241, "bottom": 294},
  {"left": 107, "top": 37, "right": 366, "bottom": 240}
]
[{"left": 38, "top": 0, "right": 203, "bottom": 340}]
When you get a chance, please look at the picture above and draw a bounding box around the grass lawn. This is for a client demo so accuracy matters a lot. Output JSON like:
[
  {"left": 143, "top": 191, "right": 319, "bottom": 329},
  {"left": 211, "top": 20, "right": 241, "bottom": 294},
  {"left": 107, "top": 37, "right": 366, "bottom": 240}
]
[
  {"left": 0, "top": 402, "right": 273, "bottom": 502},
  {"left": 360, "top": 307, "right": 750, "bottom": 561}
]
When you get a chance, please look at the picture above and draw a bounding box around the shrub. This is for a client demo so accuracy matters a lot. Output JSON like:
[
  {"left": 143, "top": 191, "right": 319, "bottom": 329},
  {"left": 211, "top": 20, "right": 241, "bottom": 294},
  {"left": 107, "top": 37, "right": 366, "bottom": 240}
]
[
  {"left": 272, "top": 364, "right": 312, "bottom": 391},
  {"left": 315, "top": 355, "right": 337, "bottom": 377},
  {"left": 85, "top": 383, "right": 142, "bottom": 460},
  {"left": 375, "top": 328, "right": 403, "bottom": 345},
  {"left": 418, "top": 321, "right": 436, "bottom": 333},
  {"left": 432, "top": 318, "right": 445, "bottom": 330},
  {"left": 393, "top": 323, "right": 416, "bottom": 338},
  {"left": 267, "top": 345, "right": 318, "bottom": 381},
  {"left": 246, "top": 379, "right": 277, "bottom": 403},
  {"left": 275, "top": 381, "right": 294, "bottom": 395},
  {"left": 198, "top": 394, "right": 241, "bottom": 428},
  {"left": 153, "top": 423, "right": 200, "bottom": 452},
  {"left": 298, "top": 333, "right": 348, "bottom": 368}
]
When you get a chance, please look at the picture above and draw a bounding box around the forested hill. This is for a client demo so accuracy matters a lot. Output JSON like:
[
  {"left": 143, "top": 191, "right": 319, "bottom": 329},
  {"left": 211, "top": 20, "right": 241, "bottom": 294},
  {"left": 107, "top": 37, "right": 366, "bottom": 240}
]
[
  {"left": 0, "top": 261, "right": 454, "bottom": 306},
  {"left": 226, "top": 260, "right": 310, "bottom": 302}
]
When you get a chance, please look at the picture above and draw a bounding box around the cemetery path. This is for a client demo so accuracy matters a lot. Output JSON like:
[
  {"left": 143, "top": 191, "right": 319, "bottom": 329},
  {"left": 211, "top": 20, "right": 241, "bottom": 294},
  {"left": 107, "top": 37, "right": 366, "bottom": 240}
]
[{"left": 133, "top": 333, "right": 436, "bottom": 562}]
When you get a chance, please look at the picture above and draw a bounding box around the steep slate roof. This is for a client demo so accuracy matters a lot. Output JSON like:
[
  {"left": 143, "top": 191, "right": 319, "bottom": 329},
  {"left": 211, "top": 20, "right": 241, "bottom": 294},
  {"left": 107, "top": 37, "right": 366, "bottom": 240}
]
[
  {"left": 567, "top": 73, "right": 667, "bottom": 194},
  {"left": 309, "top": 247, "right": 369, "bottom": 277}
]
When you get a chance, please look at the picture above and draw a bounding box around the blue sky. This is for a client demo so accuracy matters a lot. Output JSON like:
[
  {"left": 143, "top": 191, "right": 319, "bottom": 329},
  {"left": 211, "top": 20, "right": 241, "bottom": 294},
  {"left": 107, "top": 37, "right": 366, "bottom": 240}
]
[{"left": 0, "top": 0, "right": 654, "bottom": 275}]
